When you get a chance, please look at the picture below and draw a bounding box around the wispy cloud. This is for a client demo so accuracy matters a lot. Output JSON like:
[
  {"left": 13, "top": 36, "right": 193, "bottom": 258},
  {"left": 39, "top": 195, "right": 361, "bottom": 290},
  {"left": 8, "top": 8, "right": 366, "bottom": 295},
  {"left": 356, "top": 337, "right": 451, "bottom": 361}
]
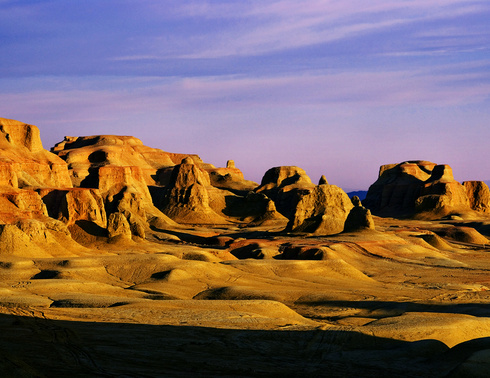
[{"left": 150, "top": 0, "right": 490, "bottom": 59}]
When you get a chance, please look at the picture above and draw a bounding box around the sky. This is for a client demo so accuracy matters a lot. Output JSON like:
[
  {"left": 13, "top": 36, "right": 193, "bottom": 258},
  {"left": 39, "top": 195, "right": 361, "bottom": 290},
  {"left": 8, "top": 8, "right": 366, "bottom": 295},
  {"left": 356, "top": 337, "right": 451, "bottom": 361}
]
[{"left": 1, "top": 0, "right": 489, "bottom": 191}]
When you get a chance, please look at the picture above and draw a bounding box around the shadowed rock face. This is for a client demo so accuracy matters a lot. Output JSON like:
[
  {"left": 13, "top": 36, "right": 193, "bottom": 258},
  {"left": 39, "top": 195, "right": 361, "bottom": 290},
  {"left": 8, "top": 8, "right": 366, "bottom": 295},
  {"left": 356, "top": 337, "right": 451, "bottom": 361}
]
[
  {"left": 364, "top": 161, "right": 435, "bottom": 217},
  {"left": 343, "top": 196, "right": 375, "bottom": 233},
  {"left": 255, "top": 166, "right": 316, "bottom": 220},
  {"left": 364, "top": 161, "right": 488, "bottom": 219},
  {"left": 37, "top": 188, "right": 107, "bottom": 228}
]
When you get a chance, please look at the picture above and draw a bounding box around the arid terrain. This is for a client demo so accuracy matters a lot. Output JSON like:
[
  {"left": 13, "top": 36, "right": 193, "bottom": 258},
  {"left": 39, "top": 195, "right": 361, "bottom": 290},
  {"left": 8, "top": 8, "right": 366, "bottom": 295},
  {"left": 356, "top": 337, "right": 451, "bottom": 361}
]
[{"left": 1, "top": 117, "right": 490, "bottom": 377}]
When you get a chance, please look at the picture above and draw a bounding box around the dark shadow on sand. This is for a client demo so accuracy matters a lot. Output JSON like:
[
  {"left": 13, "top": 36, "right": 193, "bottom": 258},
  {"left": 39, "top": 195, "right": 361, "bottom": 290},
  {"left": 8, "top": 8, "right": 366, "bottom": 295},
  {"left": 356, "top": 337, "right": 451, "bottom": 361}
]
[
  {"left": 294, "top": 298, "right": 490, "bottom": 319},
  {"left": 0, "top": 311, "right": 482, "bottom": 377}
]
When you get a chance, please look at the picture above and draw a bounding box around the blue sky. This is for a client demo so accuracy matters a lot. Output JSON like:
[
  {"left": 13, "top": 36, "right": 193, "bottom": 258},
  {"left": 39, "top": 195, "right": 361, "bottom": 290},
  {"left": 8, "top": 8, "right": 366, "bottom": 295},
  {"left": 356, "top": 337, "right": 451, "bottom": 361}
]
[{"left": 1, "top": 0, "right": 489, "bottom": 190}]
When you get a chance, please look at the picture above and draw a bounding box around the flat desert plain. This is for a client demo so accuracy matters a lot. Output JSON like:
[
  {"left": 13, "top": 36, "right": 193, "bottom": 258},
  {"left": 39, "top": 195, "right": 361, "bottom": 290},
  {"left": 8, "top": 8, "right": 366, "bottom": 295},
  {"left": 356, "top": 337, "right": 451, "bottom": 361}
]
[{"left": 1, "top": 217, "right": 490, "bottom": 377}]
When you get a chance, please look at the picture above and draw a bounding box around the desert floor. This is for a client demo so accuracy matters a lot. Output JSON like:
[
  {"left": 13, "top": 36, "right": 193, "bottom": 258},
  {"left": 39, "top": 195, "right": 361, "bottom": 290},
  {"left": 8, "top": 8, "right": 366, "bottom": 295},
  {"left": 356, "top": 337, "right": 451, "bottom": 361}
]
[{"left": 1, "top": 217, "right": 490, "bottom": 377}]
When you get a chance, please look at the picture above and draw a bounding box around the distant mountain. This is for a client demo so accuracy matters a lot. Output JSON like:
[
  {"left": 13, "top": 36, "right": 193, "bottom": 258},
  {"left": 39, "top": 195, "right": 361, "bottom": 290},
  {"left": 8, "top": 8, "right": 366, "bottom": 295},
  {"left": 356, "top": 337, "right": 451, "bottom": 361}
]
[
  {"left": 347, "top": 190, "right": 367, "bottom": 200},
  {"left": 485, "top": 180, "right": 490, "bottom": 187}
]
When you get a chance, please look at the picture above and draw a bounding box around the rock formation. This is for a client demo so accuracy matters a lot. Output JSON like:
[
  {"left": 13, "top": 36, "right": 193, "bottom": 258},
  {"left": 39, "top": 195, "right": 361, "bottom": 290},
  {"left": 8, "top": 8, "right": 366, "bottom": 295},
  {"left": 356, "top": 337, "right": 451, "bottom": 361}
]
[
  {"left": 463, "top": 181, "right": 490, "bottom": 214},
  {"left": 343, "top": 196, "right": 375, "bottom": 232},
  {"left": 286, "top": 182, "right": 353, "bottom": 235},
  {"left": 0, "top": 118, "right": 72, "bottom": 189},
  {"left": 37, "top": 188, "right": 107, "bottom": 228},
  {"left": 155, "top": 157, "right": 229, "bottom": 224},
  {"left": 255, "top": 166, "right": 316, "bottom": 219},
  {"left": 0, "top": 189, "right": 47, "bottom": 223},
  {"left": 415, "top": 165, "right": 470, "bottom": 218},
  {"left": 107, "top": 212, "right": 132, "bottom": 241},
  {"left": 51, "top": 135, "right": 206, "bottom": 187},
  {"left": 3, "top": 117, "right": 488, "bottom": 255},
  {"left": 52, "top": 134, "right": 259, "bottom": 227},
  {"left": 0, "top": 217, "right": 85, "bottom": 257},
  {"left": 255, "top": 166, "right": 353, "bottom": 235},
  {"left": 0, "top": 118, "right": 74, "bottom": 226},
  {"left": 364, "top": 161, "right": 488, "bottom": 219},
  {"left": 364, "top": 161, "right": 435, "bottom": 217}
]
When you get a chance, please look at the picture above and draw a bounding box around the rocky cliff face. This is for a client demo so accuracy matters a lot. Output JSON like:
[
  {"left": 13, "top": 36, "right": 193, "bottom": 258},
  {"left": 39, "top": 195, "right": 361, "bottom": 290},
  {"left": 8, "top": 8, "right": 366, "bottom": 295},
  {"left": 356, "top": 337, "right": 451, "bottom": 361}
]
[
  {"left": 0, "top": 118, "right": 74, "bottom": 226},
  {"left": 0, "top": 118, "right": 73, "bottom": 189},
  {"left": 364, "top": 161, "right": 489, "bottom": 219},
  {"left": 0, "top": 118, "right": 109, "bottom": 252}
]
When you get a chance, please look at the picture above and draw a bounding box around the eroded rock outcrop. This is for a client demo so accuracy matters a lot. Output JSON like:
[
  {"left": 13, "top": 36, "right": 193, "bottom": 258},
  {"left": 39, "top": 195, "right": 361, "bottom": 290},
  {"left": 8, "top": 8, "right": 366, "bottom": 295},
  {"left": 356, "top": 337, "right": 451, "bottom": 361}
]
[
  {"left": 0, "top": 118, "right": 76, "bottom": 228},
  {"left": 255, "top": 166, "right": 315, "bottom": 220},
  {"left": 107, "top": 212, "right": 132, "bottom": 241},
  {"left": 255, "top": 166, "right": 353, "bottom": 235},
  {"left": 52, "top": 134, "right": 257, "bottom": 228},
  {"left": 52, "top": 135, "right": 182, "bottom": 232},
  {"left": 52, "top": 135, "right": 206, "bottom": 187},
  {"left": 0, "top": 218, "right": 85, "bottom": 257},
  {"left": 0, "top": 190, "right": 47, "bottom": 223},
  {"left": 415, "top": 165, "right": 470, "bottom": 218},
  {"left": 156, "top": 158, "right": 228, "bottom": 224},
  {"left": 37, "top": 188, "right": 107, "bottom": 228},
  {"left": 364, "top": 161, "right": 482, "bottom": 219},
  {"left": 286, "top": 182, "right": 353, "bottom": 235},
  {"left": 343, "top": 196, "right": 375, "bottom": 232},
  {"left": 463, "top": 181, "right": 490, "bottom": 214},
  {"left": 0, "top": 118, "right": 72, "bottom": 189}
]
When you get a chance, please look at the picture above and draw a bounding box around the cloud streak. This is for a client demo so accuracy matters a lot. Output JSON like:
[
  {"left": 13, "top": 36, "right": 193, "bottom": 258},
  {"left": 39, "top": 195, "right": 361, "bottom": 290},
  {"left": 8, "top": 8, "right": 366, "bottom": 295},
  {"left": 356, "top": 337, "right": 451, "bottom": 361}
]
[{"left": 152, "top": 0, "right": 490, "bottom": 59}]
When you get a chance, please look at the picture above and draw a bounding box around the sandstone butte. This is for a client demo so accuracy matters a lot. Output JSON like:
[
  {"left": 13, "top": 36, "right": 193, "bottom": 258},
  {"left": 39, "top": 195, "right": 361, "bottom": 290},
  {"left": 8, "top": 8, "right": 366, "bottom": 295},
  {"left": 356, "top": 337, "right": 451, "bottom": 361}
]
[{"left": 0, "top": 117, "right": 490, "bottom": 377}]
